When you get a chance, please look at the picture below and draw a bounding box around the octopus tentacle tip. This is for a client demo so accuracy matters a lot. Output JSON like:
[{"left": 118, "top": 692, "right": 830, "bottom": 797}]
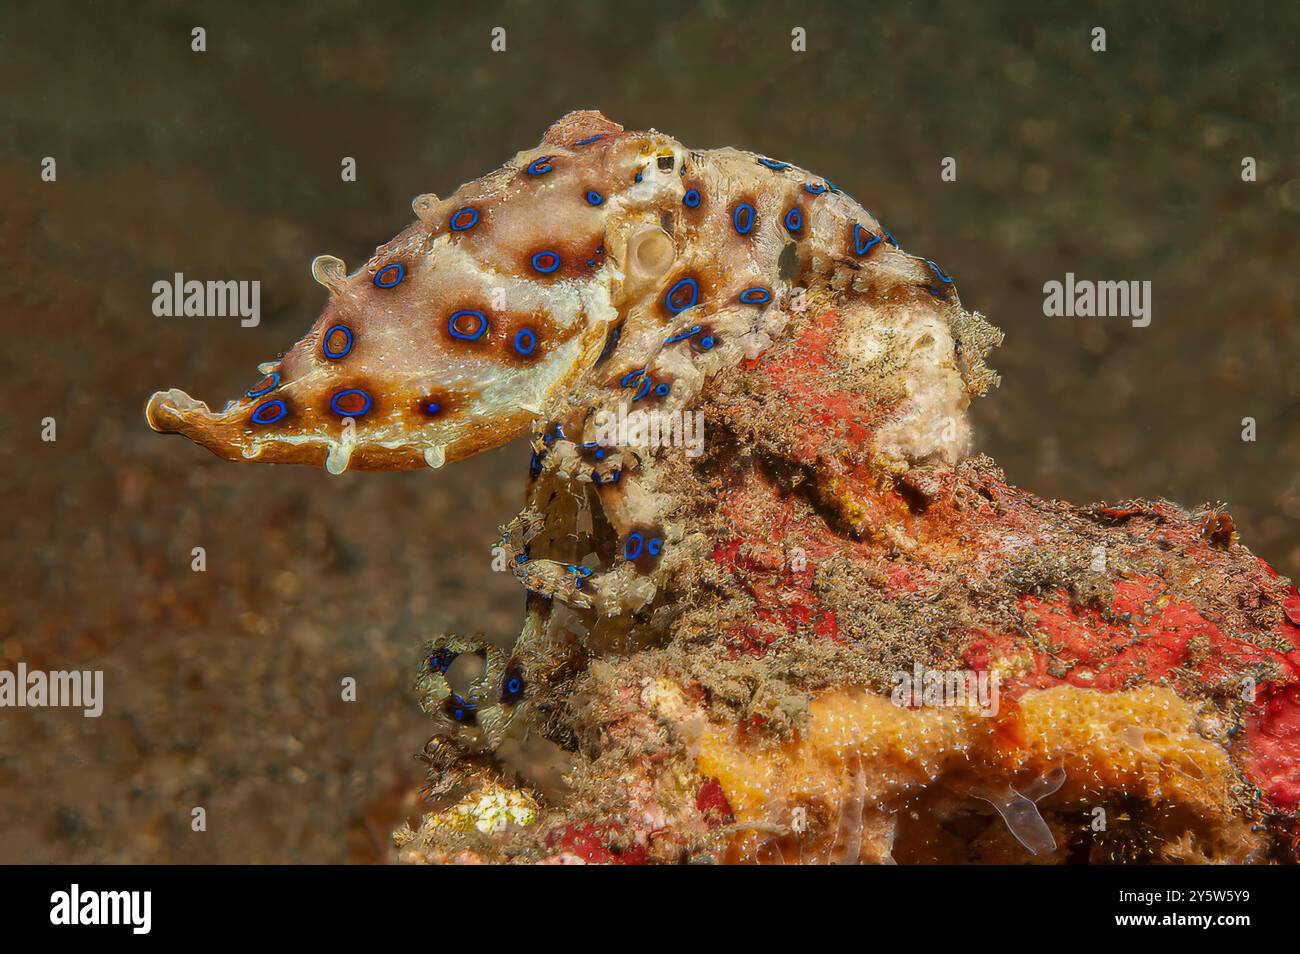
[
  {"left": 310, "top": 254, "right": 347, "bottom": 293},
  {"left": 412, "top": 193, "right": 440, "bottom": 218},
  {"left": 145, "top": 388, "right": 204, "bottom": 433}
]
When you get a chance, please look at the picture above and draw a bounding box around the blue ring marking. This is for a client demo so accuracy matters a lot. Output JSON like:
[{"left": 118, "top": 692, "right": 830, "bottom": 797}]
[
  {"left": 739, "top": 287, "right": 772, "bottom": 305},
  {"left": 529, "top": 451, "right": 542, "bottom": 477},
  {"left": 620, "top": 368, "right": 645, "bottom": 388},
  {"left": 526, "top": 156, "right": 554, "bottom": 176},
  {"left": 632, "top": 376, "right": 653, "bottom": 402},
  {"left": 449, "top": 207, "right": 479, "bottom": 232},
  {"left": 698, "top": 335, "right": 716, "bottom": 350},
  {"left": 758, "top": 157, "right": 791, "bottom": 170},
  {"left": 665, "top": 324, "right": 702, "bottom": 344},
  {"left": 448, "top": 309, "right": 488, "bottom": 341},
  {"left": 373, "top": 262, "right": 405, "bottom": 288},
  {"left": 647, "top": 537, "right": 662, "bottom": 557},
  {"left": 329, "top": 388, "right": 372, "bottom": 418},
  {"left": 448, "top": 693, "right": 477, "bottom": 722},
  {"left": 566, "top": 564, "right": 593, "bottom": 589},
  {"left": 732, "top": 203, "right": 755, "bottom": 235},
  {"left": 634, "top": 170, "right": 643, "bottom": 183},
  {"left": 505, "top": 676, "right": 523, "bottom": 695},
  {"left": 322, "top": 324, "right": 353, "bottom": 359},
  {"left": 530, "top": 250, "right": 560, "bottom": 274},
  {"left": 885, "top": 231, "right": 899, "bottom": 248},
  {"left": 594, "top": 447, "right": 607, "bottom": 460},
  {"left": 925, "top": 260, "right": 954, "bottom": 283},
  {"left": 624, "top": 532, "right": 644, "bottom": 561},
  {"left": 853, "top": 224, "right": 882, "bottom": 256},
  {"left": 246, "top": 371, "right": 280, "bottom": 398},
  {"left": 251, "top": 399, "right": 287, "bottom": 425},
  {"left": 585, "top": 190, "right": 604, "bottom": 206},
  {"left": 575, "top": 135, "right": 604, "bottom": 146},
  {"left": 653, "top": 383, "right": 670, "bottom": 397},
  {"left": 422, "top": 399, "right": 442, "bottom": 416},
  {"left": 683, "top": 188, "right": 701, "bottom": 208},
  {"left": 804, "top": 182, "right": 828, "bottom": 195},
  {"left": 513, "top": 328, "right": 538, "bottom": 356},
  {"left": 664, "top": 277, "right": 700, "bottom": 314},
  {"left": 783, "top": 207, "right": 803, "bottom": 233}
]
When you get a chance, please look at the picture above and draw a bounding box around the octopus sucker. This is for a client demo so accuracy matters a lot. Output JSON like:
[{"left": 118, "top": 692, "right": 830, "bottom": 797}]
[{"left": 148, "top": 111, "right": 1300, "bottom": 865}]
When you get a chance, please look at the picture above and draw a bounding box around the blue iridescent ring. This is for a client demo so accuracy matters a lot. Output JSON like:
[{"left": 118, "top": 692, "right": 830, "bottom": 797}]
[
  {"left": 373, "top": 262, "right": 404, "bottom": 288},
  {"left": 251, "top": 399, "right": 287, "bottom": 425},
  {"left": 586, "top": 190, "right": 604, "bottom": 206},
  {"left": 804, "top": 182, "right": 828, "bottom": 195},
  {"left": 732, "top": 203, "right": 755, "bottom": 235},
  {"left": 926, "top": 260, "right": 954, "bottom": 283},
  {"left": 531, "top": 251, "right": 560, "bottom": 274},
  {"left": 683, "top": 188, "right": 701, "bottom": 208},
  {"left": 575, "top": 135, "right": 604, "bottom": 146},
  {"left": 758, "top": 157, "right": 791, "bottom": 170},
  {"left": 329, "top": 388, "right": 372, "bottom": 418},
  {"left": 526, "top": 156, "right": 554, "bottom": 176},
  {"left": 448, "top": 309, "right": 488, "bottom": 341},
  {"left": 783, "top": 208, "right": 803, "bottom": 234},
  {"left": 513, "top": 328, "right": 537, "bottom": 356},
  {"left": 739, "top": 287, "right": 772, "bottom": 305},
  {"left": 664, "top": 277, "right": 700, "bottom": 314},
  {"left": 449, "top": 207, "right": 479, "bottom": 232},
  {"left": 853, "top": 224, "right": 882, "bottom": 256},
  {"left": 624, "top": 532, "right": 644, "bottom": 560},
  {"left": 246, "top": 371, "right": 280, "bottom": 398},
  {"left": 322, "top": 324, "right": 353, "bottom": 359}
]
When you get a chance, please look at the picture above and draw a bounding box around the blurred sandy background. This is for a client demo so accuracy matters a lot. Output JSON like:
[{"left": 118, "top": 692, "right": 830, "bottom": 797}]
[{"left": 1, "top": 0, "right": 1296, "bottom": 862}]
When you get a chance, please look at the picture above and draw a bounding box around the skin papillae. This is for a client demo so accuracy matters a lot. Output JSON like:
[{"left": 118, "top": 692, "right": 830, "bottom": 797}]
[{"left": 146, "top": 111, "right": 1300, "bottom": 864}]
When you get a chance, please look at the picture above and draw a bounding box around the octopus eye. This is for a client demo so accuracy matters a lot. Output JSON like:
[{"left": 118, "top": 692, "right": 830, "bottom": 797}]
[
  {"left": 373, "top": 263, "right": 405, "bottom": 288},
  {"left": 628, "top": 227, "right": 675, "bottom": 279},
  {"left": 657, "top": 155, "right": 674, "bottom": 172}
]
